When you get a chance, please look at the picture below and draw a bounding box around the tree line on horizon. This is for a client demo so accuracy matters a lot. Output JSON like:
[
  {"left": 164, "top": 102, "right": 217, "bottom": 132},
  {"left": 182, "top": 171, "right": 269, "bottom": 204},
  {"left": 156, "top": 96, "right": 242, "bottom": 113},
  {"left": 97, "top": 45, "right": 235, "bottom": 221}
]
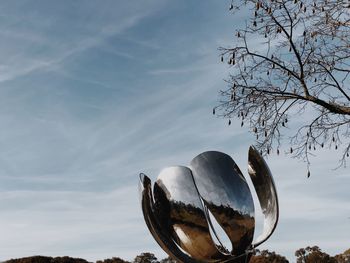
[{"left": 4, "top": 246, "right": 350, "bottom": 263}]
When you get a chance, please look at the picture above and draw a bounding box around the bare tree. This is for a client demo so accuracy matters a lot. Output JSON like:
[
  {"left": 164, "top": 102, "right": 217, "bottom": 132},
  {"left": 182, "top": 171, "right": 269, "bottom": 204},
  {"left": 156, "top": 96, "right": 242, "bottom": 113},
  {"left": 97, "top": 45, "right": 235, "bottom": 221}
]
[{"left": 215, "top": 0, "right": 350, "bottom": 173}]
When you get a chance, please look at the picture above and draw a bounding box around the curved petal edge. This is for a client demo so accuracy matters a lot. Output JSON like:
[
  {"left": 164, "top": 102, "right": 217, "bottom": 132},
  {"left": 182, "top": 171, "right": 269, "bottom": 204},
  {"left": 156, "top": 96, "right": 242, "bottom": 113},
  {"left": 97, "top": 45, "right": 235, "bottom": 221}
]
[{"left": 247, "top": 146, "right": 279, "bottom": 247}]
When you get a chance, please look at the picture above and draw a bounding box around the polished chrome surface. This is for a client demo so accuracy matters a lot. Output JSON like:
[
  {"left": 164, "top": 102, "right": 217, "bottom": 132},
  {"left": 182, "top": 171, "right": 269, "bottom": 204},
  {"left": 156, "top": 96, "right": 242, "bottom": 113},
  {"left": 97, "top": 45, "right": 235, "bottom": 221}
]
[
  {"left": 190, "top": 151, "right": 255, "bottom": 255},
  {"left": 154, "top": 166, "right": 223, "bottom": 261},
  {"left": 139, "top": 146, "right": 279, "bottom": 263},
  {"left": 139, "top": 173, "right": 198, "bottom": 263},
  {"left": 247, "top": 146, "right": 279, "bottom": 247}
]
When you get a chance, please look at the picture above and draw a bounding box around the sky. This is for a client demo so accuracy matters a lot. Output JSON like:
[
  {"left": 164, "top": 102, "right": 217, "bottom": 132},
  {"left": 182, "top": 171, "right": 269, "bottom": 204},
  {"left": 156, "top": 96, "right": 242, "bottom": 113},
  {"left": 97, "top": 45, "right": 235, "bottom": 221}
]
[{"left": 0, "top": 0, "right": 349, "bottom": 262}]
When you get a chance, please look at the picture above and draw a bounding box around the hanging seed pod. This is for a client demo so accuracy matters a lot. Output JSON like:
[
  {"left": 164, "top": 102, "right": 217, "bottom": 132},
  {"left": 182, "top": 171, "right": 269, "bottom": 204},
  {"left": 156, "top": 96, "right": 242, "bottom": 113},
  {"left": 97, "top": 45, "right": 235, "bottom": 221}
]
[
  {"left": 294, "top": 0, "right": 297, "bottom": 3},
  {"left": 277, "top": 149, "right": 280, "bottom": 155},
  {"left": 253, "top": 127, "right": 258, "bottom": 133},
  {"left": 300, "top": 2, "right": 303, "bottom": 9},
  {"left": 313, "top": 146, "right": 316, "bottom": 151},
  {"left": 241, "top": 121, "right": 244, "bottom": 127},
  {"left": 237, "top": 31, "right": 241, "bottom": 38},
  {"left": 321, "top": 142, "right": 324, "bottom": 148},
  {"left": 228, "top": 119, "right": 231, "bottom": 126},
  {"left": 307, "top": 132, "right": 309, "bottom": 137},
  {"left": 232, "top": 59, "right": 235, "bottom": 65},
  {"left": 335, "top": 145, "right": 338, "bottom": 150},
  {"left": 255, "top": 10, "right": 258, "bottom": 17},
  {"left": 229, "top": 3, "right": 233, "bottom": 10},
  {"left": 304, "top": 6, "right": 306, "bottom": 12},
  {"left": 272, "top": 63, "right": 275, "bottom": 69},
  {"left": 332, "top": 136, "right": 335, "bottom": 142},
  {"left": 262, "top": 120, "right": 265, "bottom": 126},
  {"left": 309, "top": 144, "right": 311, "bottom": 150},
  {"left": 221, "top": 56, "right": 224, "bottom": 62},
  {"left": 290, "top": 147, "right": 293, "bottom": 153},
  {"left": 256, "top": 2, "right": 260, "bottom": 10},
  {"left": 314, "top": 78, "right": 317, "bottom": 83},
  {"left": 256, "top": 134, "right": 259, "bottom": 140},
  {"left": 212, "top": 108, "right": 216, "bottom": 115},
  {"left": 264, "top": 130, "right": 268, "bottom": 137},
  {"left": 321, "top": 6, "right": 325, "bottom": 12},
  {"left": 307, "top": 170, "right": 310, "bottom": 178},
  {"left": 267, "top": 148, "right": 270, "bottom": 154},
  {"left": 282, "top": 122, "right": 285, "bottom": 127},
  {"left": 347, "top": 152, "right": 349, "bottom": 157}
]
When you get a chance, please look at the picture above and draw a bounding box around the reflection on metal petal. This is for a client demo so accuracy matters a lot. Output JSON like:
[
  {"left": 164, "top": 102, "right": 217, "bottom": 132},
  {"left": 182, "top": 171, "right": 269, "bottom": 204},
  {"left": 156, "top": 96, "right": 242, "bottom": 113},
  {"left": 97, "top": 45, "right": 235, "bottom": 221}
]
[
  {"left": 154, "top": 166, "right": 223, "bottom": 261},
  {"left": 139, "top": 173, "right": 198, "bottom": 263},
  {"left": 248, "top": 146, "right": 279, "bottom": 247},
  {"left": 190, "top": 151, "right": 255, "bottom": 256}
]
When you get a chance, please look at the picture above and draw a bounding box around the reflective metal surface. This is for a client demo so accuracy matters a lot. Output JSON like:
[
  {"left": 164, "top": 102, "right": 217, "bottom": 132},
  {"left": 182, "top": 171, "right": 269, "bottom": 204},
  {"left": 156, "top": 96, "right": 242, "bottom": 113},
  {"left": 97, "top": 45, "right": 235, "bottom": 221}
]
[
  {"left": 139, "top": 173, "right": 198, "bottom": 263},
  {"left": 139, "top": 146, "right": 279, "bottom": 263},
  {"left": 247, "top": 146, "right": 279, "bottom": 247},
  {"left": 190, "top": 152, "right": 255, "bottom": 255},
  {"left": 154, "top": 166, "right": 222, "bottom": 261}
]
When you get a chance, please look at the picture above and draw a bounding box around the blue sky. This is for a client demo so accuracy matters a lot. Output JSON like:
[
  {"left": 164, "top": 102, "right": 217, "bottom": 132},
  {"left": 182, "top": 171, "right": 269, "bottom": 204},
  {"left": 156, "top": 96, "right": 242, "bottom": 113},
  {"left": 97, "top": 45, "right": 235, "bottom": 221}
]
[{"left": 0, "top": 0, "right": 349, "bottom": 261}]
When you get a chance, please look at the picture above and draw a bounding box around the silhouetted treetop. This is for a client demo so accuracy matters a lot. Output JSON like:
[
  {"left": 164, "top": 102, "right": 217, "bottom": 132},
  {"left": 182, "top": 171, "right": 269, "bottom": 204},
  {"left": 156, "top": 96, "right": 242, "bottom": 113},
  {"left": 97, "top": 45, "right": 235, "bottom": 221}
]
[
  {"left": 250, "top": 249, "right": 289, "bottom": 263},
  {"left": 96, "top": 257, "right": 130, "bottom": 263},
  {"left": 295, "top": 246, "right": 337, "bottom": 263},
  {"left": 133, "top": 253, "right": 158, "bottom": 263},
  {"left": 4, "top": 256, "right": 90, "bottom": 263}
]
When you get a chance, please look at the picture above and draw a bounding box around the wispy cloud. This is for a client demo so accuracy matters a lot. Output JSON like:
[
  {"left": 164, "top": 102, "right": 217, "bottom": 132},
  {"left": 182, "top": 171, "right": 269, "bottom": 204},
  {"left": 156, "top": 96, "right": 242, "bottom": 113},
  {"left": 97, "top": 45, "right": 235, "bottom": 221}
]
[{"left": 0, "top": 1, "right": 348, "bottom": 262}]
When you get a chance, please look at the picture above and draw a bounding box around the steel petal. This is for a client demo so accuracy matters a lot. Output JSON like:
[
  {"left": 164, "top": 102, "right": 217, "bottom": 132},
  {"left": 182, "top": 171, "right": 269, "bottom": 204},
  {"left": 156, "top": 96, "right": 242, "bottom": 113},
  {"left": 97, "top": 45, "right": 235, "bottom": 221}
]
[
  {"left": 139, "top": 173, "right": 198, "bottom": 263},
  {"left": 154, "top": 166, "right": 227, "bottom": 262},
  {"left": 247, "top": 146, "right": 279, "bottom": 247},
  {"left": 190, "top": 151, "right": 255, "bottom": 255}
]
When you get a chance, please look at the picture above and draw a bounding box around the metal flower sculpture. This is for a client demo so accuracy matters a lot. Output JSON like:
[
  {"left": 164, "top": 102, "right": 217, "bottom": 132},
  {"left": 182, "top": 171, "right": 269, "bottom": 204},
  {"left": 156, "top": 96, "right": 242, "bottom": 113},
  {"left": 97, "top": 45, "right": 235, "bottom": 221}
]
[{"left": 139, "top": 146, "right": 279, "bottom": 263}]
